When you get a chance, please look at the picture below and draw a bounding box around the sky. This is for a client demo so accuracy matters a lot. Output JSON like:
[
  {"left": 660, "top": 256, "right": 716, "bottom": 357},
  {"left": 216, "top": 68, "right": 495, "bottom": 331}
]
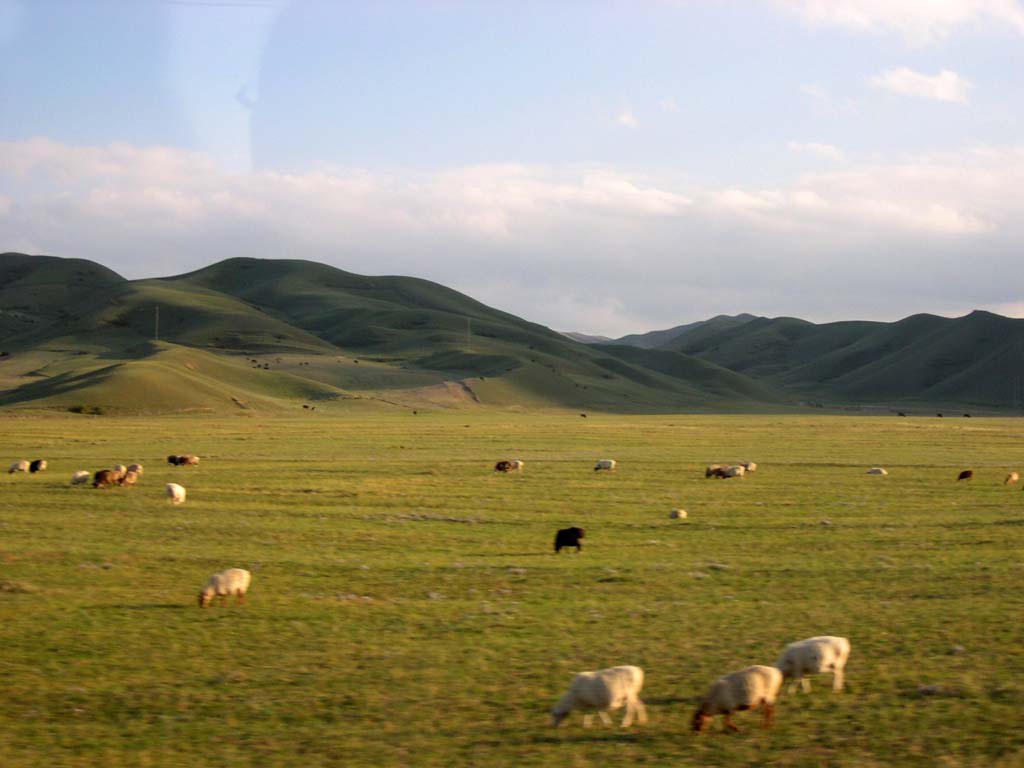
[{"left": 1, "top": 0, "right": 1022, "bottom": 337}]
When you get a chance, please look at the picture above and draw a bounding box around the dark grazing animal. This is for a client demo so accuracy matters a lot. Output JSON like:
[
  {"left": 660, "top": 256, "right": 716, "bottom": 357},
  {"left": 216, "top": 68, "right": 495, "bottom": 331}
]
[
  {"left": 168, "top": 454, "right": 200, "bottom": 466},
  {"left": 494, "top": 460, "right": 514, "bottom": 473},
  {"left": 93, "top": 469, "right": 119, "bottom": 488},
  {"left": 29, "top": 459, "right": 47, "bottom": 473},
  {"left": 554, "top": 527, "right": 585, "bottom": 554},
  {"left": 957, "top": 469, "right": 974, "bottom": 481}
]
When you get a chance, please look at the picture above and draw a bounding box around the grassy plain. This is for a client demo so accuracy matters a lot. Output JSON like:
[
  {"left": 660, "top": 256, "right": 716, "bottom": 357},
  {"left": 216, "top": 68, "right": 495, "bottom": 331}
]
[{"left": 1, "top": 411, "right": 1023, "bottom": 767}]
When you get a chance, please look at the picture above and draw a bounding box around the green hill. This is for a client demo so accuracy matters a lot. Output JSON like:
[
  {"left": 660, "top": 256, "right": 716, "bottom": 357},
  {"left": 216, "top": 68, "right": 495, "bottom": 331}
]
[
  {"left": 0, "top": 253, "right": 779, "bottom": 413},
  {"left": 616, "top": 313, "right": 759, "bottom": 349}
]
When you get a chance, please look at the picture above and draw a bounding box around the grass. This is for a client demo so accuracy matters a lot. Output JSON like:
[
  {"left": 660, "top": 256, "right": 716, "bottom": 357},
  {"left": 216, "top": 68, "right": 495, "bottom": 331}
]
[{"left": 1, "top": 412, "right": 1023, "bottom": 767}]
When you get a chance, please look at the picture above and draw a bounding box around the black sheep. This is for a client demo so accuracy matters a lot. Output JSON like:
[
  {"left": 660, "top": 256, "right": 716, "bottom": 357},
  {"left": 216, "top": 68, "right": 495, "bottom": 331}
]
[{"left": 554, "top": 527, "right": 585, "bottom": 554}]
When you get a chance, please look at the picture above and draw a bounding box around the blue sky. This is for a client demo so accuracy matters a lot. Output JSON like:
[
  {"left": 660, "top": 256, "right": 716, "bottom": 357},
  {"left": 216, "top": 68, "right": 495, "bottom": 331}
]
[{"left": 2, "top": 0, "right": 1023, "bottom": 335}]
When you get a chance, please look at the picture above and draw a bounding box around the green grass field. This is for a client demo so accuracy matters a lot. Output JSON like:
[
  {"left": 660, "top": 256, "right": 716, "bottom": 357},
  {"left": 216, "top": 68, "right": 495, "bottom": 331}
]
[{"left": 1, "top": 412, "right": 1023, "bottom": 767}]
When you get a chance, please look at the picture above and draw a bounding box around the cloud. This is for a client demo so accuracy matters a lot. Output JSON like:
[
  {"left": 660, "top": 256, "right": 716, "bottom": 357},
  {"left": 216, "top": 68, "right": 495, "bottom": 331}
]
[
  {"left": 800, "top": 83, "right": 857, "bottom": 114},
  {"left": 616, "top": 109, "right": 639, "bottom": 128},
  {"left": 1, "top": 138, "right": 1022, "bottom": 335},
  {"left": 869, "top": 67, "right": 972, "bottom": 102},
  {"left": 787, "top": 141, "right": 845, "bottom": 161},
  {"left": 658, "top": 98, "right": 678, "bottom": 112},
  {"left": 775, "top": 0, "right": 1024, "bottom": 44}
]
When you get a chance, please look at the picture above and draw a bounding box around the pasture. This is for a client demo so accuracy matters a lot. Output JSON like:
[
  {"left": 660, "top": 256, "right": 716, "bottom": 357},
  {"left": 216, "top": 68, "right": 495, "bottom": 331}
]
[{"left": 1, "top": 411, "right": 1023, "bottom": 767}]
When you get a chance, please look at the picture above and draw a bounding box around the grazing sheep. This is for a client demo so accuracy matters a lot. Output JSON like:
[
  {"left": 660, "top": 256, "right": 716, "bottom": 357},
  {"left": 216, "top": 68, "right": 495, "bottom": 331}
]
[
  {"left": 1005, "top": 472, "right": 1019, "bottom": 485},
  {"left": 494, "top": 460, "right": 514, "bottom": 473},
  {"left": 551, "top": 665, "right": 646, "bottom": 728},
  {"left": 594, "top": 459, "right": 617, "bottom": 472},
  {"left": 741, "top": 462, "right": 757, "bottom": 472},
  {"left": 167, "top": 454, "right": 180, "bottom": 465},
  {"left": 111, "top": 464, "right": 127, "bottom": 480},
  {"left": 775, "top": 635, "right": 851, "bottom": 694},
  {"left": 554, "top": 527, "right": 585, "bottom": 553},
  {"left": 29, "top": 459, "right": 47, "bottom": 473},
  {"left": 692, "top": 665, "right": 783, "bottom": 733},
  {"left": 118, "top": 470, "right": 139, "bottom": 487},
  {"left": 866, "top": 467, "right": 888, "bottom": 475},
  {"left": 127, "top": 463, "right": 143, "bottom": 475},
  {"left": 705, "top": 464, "right": 725, "bottom": 478},
  {"left": 669, "top": 509, "right": 687, "bottom": 519},
  {"left": 723, "top": 465, "right": 746, "bottom": 479},
  {"left": 8, "top": 460, "right": 29, "bottom": 474},
  {"left": 957, "top": 469, "right": 973, "bottom": 481},
  {"left": 70, "top": 470, "right": 91, "bottom": 486},
  {"left": 180, "top": 454, "right": 200, "bottom": 466},
  {"left": 166, "top": 482, "right": 186, "bottom": 504},
  {"left": 93, "top": 469, "right": 119, "bottom": 488},
  {"left": 198, "top": 568, "right": 251, "bottom": 608},
  {"left": 509, "top": 459, "right": 524, "bottom": 473}
]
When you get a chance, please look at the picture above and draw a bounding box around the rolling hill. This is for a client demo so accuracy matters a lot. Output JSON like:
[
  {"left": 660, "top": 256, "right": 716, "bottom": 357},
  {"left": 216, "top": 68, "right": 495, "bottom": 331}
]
[{"left": 0, "top": 253, "right": 783, "bottom": 413}]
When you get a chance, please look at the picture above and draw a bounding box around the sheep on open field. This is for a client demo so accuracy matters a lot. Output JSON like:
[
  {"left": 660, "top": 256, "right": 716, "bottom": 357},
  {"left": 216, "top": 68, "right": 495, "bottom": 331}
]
[
  {"left": 180, "top": 454, "right": 200, "bottom": 466},
  {"left": 775, "top": 635, "right": 851, "bottom": 694},
  {"left": 29, "top": 459, "right": 47, "bottom": 473},
  {"left": 167, "top": 455, "right": 179, "bottom": 465},
  {"left": 166, "top": 483, "right": 186, "bottom": 504},
  {"left": 509, "top": 459, "right": 524, "bottom": 473},
  {"left": 93, "top": 469, "right": 119, "bottom": 488},
  {"left": 551, "top": 665, "right": 646, "bottom": 728},
  {"left": 723, "top": 465, "right": 746, "bottom": 479},
  {"left": 705, "top": 464, "right": 725, "bottom": 478},
  {"left": 1005, "top": 472, "right": 1019, "bottom": 485},
  {"left": 957, "top": 469, "right": 973, "bottom": 481},
  {"left": 198, "top": 568, "right": 251, "bottom": 608},
  {"left": 70, "top": 470, "right": 90, "bottom": 486},
  {"left": 118, "top": 470, "right": 139, "bottom": 487},
  {"left": 669, "top": 509, "right": 687, "bottom": 519},
  {"left": 9, "top": 460, "right": 29, "bottom": 474},
  {"left": 494, "top": 460, "right": 514, "bottom": 473},
  {"left": 594, "top": 459, "right": 617, "bottom": 472},
  {"left": 866, "top": 467, "right": 888, "bottom": 475},
  {"left": 111, "top": 464, "right": 127, "bottom": 480},
  {"left": 127, "top": 463, "right": 143, "bottom": 475},
  {"left": 554, "top": 527, "right": 585, "bottom": 553},
  {"left": 741, "top": 462, "right": 757, "bottom": 472},
  {"left": 692, "top": 665, "right": 782, "bottom": 733}
]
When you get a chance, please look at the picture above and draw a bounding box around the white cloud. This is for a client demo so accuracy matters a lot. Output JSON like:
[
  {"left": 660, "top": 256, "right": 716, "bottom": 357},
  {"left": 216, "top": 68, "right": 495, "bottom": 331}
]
[
  {"left": 775, "top": 0, "right": 1024, "bottom": 44},
  {"left": 659, "top": 98, "right": 678, "bottom": 112},
  {"left": 869, "top": 67, "right": 972, "bottom": 102},
  {"left": 616, "top": 109, "right": 639, "bottom": 128},
  {"left": 800, "top": 83, "right": 857, "bottom": 113},
  {"left": 787, "top": 141, "right": 845, "bottom": 161},
  {"left": 1, "top": 139, "right": 1022, "bottom": 335}
]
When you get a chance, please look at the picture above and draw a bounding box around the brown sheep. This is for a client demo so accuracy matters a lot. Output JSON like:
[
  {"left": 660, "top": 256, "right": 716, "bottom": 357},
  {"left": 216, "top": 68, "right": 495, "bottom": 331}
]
[
  {"left": 957, "top": 469, "right": 974, "bottom": 481},
  {"left": 93, "top": 469, "right": 119, "bottom": 488}
]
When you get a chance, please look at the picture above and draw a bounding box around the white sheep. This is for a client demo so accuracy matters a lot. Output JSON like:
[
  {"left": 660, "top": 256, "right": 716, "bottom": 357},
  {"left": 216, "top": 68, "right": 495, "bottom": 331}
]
[
  {"left": 1005, "top": 472, "right": 1019, "bottom": 485},
  {"left": 693, "top": 665, "right": 782, "bottom": 733},
  {"left": 510, "top": 459, "right": 524, "bottom": 473},
  {"left": 723, "top": 465, "right": 745, "bottom": 478},
  {"left": 8, "top": 460, "right": 29, "bottom": 474},
  {"left": 198, "top": 568, "right": 251, "bottom": 608},
  {"left": 594, "top": 459, "right": 617, "bottom": 472},
  {"left": 741, "top": 462, "right": 757, "bottom": 472},
  {"left": 866, "top": 467, "right": 888, "bottom": 475},
  {"left": 669, "top": 509, "right": 688, "bottom": 519},
  {"left": 119, "top": 470, "right": 139, "bottom": 487},
  {"left": 70, "top": 470, "right": 91, "bottom": 486},
  {"left": 551, "top": 665, "right": 647, "bottom": 728},
  {"left": 166, "top": 482, "right": 186, "bottom": 505},
  {"left": 127, "top": 463, "right": 144, "bottom": 475},
  {"left": 775, "top": 635, "right": 851, "bottom": 694},
  {"left": 112, "top": 464, "right": 127, "bottom": 478}
]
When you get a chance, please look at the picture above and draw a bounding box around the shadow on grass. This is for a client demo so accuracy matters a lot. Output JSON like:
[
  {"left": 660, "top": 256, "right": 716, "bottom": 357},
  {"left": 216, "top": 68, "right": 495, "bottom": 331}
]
[
  {"left": 531, "top": 730, "right": 645, "bottom": 745},
  {"left": 97, "top": 603, "right": 186, "bottom": 611},
  {"left": 645, "top": 696, "right": 697, "bottom": 706}
]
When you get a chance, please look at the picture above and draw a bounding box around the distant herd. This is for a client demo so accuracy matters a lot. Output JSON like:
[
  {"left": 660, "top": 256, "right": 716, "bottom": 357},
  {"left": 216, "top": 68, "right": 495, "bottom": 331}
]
[{"left": 6, "top": 443, "right": 1021, "bottom": 734}]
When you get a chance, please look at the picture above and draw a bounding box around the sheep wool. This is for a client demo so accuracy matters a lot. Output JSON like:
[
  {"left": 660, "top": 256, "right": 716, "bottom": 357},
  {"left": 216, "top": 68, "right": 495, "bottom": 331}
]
[
  {"left": 9, "top": 460, "right": 29, "bottom": 474},
  {"left": 774, "top": 635, "right": 851, "bottom": 694},
  {"left": 70, "top": 471, "right": 91, "bottom": 486},
  {"left": 198, "top": 568, "right": 251, "bottom": 608},
  {"left": 166, "top": 483, "right": 187, "bottom": 505},
  {"left": 693, "top": 665, "right": 782, "bottom": 733},
  {"left": 551, "top": 665, "right": 646, "bottom": 728},
  {"left": 594, "top": 459, "right": 617, "bottom": 472}
]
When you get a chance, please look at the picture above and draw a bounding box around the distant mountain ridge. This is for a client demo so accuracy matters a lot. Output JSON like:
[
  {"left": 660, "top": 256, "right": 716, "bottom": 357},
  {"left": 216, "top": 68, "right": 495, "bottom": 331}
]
[{"left": 1, "top": 252, "right": 1021, "bottom": 413}]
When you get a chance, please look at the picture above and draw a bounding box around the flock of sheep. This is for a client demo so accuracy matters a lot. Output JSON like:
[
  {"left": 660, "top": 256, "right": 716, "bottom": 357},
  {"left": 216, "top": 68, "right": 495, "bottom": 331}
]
[{"left": 552, "top": 636, "right": 851, "bottom": 732}]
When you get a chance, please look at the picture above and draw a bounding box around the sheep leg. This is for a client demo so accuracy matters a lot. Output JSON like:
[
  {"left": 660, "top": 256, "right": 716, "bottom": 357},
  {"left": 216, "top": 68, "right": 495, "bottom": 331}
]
[
  {"left": 762, "top": 702, "right": 775, "bottom": 729},
  {"left": 787, "top": 678, "right": 801, "bottom": 695},
  {"left": 619, "top": 706, "right": 633, "bottom": 728},
  {"left": 599, "top": 710, "right": 614, "bottom": 727},
  {"left": 633, "top": 698, "right": 648, "bottom": 725},
  {"left": 582, "top": 714, "right": 593, "bottom": 728},
  {"left": 832, "top": 669, "right": 844, "bottom": 692},
  {"left": 236, "top": 592, "right": 246, "bottom": 606},
  {"left": 723, "top": 713, "right": 740, "bottom": 733},
  {"left": 800, "top": 677, "right": 812, "bottom": 694}
]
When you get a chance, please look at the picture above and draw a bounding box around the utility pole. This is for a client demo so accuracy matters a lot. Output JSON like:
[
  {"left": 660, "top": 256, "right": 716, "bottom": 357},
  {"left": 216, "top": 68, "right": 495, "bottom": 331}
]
[{"left": 155, "top": 306, "right": 159, "bottom": 342}]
